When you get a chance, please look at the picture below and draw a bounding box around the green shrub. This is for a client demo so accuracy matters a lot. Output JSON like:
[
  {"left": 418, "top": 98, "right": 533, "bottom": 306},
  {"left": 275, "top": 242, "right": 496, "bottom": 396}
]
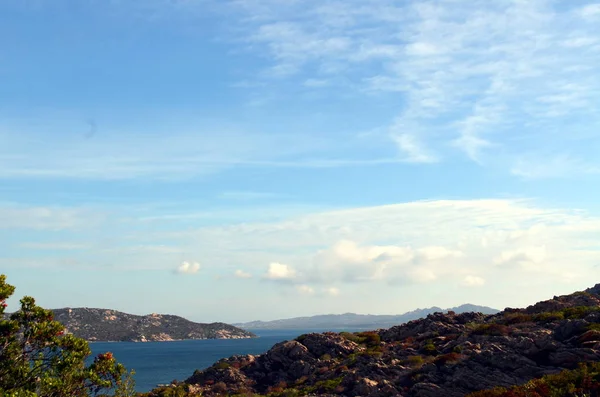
[
  {"left": 339, "top": 332, "right": 362, "bottom": 344},
  {"left": 421, "top": 340, "right": 438, "bottom": 356},
  {"left": 470, "top": 323, "right": 511, "bottom": 336},
  {"left": 403, "top": 355, "right": 425, "bottom": 367},
  {"left": 304, "top": 377, "right": 344, "bottom": 393},
  {"left": 533, "top": 311, "right": 565, "bottom": 323},
  {"left": 0, "top": 275, "right": 134, "bottom": 397},
  {"left": 467, "top": 362, "right": 600, "bottom": 397},
  {"left": 501, "top": 312, "right": 533, "bottom": 325},
  {"left": 356, "top": 331, "right": 382, "bottom": 348},
  {"left": 214, "top": 361, "right": 231, "bottom": 370},
  {"left": 562, "top": 306, "right": 600, "bottom": 319}
]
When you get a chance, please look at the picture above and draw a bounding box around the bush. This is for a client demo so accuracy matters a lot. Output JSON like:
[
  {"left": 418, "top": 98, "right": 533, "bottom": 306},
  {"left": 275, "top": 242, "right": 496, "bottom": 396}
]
[
  {"left": 339, "top": 332, "right": 362, "bottom": 344},
  {"left": 214, "top": 361, "right": 231, "bottom": 370},
  {"left": 467, "top": 362, "right": 600, "bottom": 397},
  {"left": 470, "top": 323, "right": 511, "bottom": 336},
  {"left": 0, "top": 274, "right": 134, "bottom": 397},
  {"left": 403, "top": 355, "right": 425, "bottom": 367},
  {"left": 533, "top": 311, "right": 565, "bottom": 323},
  {"left": 356, "top": 331, "right": 382, "bottom": 348},
  {"left": 305, "top": 377, "right": 344, "bottom": 393},
  {"left": 421, "top": 340, "right": 438, "bottom": 356},
  {"left": 500, "top": 312, "right": 533, "bottom": 325}
]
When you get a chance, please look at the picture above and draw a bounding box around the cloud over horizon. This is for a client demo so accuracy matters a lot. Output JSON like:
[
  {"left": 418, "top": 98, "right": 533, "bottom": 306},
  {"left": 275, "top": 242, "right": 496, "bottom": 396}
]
[{"left": 175, "top": 261, "right": 201, "bottom": 275}]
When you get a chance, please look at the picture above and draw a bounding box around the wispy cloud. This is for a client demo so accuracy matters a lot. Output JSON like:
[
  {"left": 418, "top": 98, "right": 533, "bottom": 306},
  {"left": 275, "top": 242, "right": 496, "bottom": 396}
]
[
  {"left": 511, "top": 154, "right": 600, "bottom": 179},
  {"left": 19, "top": 242, "right": 90, "bottom": 250},
  {"left": 0, "top": 203, "right": 105, "bottom": 230},
  {"left": 226, "top": 0, "right": 600, "bottom": 176}
]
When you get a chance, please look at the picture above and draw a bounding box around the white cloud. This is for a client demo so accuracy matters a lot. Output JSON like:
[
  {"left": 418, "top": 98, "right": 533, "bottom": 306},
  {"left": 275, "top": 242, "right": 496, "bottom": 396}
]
[
  {"left": 171, "top": 199, "right": 600, "bottom": 303},
  {"left": 296, "top": 285, "right": 315, "bottom": 295},
  {"left": 264, "top": 262, "right": 297, "bottom": 281},
  {"left": 175, "top": 261, "right": 201, "bottom": 275},
  {"left": 7, "top": 198, "right": 600, "bottom": 314},
  {"left": 234, "top": 269, "right": 253, "bottom": 279},
  {"left": 462, "top": 275, "right": 486, "bottom": 287},
  {"left": 324, "top": 287, "right": 340, "bottom": 297}
]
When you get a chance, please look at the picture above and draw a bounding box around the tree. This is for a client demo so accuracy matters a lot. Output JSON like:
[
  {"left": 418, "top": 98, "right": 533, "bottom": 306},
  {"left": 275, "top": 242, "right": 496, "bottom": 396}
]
[{"left": 0, "top": 274, "right": 136, "bottom": 397}]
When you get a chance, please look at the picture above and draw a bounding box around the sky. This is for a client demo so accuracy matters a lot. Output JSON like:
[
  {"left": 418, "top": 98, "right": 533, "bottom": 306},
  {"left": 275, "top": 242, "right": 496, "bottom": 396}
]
[{"left": 1, "top": 0, "right": 600, "bottom": 323}]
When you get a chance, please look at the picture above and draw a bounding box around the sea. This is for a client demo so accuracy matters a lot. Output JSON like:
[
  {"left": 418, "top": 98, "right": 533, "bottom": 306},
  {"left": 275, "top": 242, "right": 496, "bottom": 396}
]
[{"left": 89, "top": 329, "right": 359, "bottom": 393}]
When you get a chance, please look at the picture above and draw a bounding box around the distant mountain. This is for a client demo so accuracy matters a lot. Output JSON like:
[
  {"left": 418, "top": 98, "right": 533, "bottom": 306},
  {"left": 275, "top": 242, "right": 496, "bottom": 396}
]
[
  {"left": 51, "top": 308, "right": 256, "bottom": 342},
  {"left": 234, "top": 304, "right": 499, "bottom": 330}
]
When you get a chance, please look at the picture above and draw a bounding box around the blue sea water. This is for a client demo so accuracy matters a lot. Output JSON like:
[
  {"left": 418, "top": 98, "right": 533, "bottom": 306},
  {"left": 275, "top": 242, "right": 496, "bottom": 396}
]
[{"left": 89, "top": 329, "right": 354, "bottom": 392}]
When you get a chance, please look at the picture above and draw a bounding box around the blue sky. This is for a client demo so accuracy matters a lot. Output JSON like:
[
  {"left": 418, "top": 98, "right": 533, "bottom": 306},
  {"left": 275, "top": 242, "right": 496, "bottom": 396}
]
[{"left": 1, "top": 0, "right": 600, "bottom": 323}]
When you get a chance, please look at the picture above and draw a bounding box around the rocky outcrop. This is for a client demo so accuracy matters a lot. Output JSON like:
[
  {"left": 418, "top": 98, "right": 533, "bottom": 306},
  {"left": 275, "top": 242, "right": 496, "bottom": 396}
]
[
  {"left": 52, "top": 308, "right": 256, "bottom": 342},
  {"left": 161, "top": 283, "right": 600, "bottom": 396}
]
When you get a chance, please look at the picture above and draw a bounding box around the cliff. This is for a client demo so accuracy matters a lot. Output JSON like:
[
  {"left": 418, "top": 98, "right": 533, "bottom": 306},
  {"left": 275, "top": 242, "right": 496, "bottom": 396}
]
[
  {"left": 146, "top": 283, "right": 600, "bottom": 396},
  {"left": 52, "top": 308, "right": 256, "bottom": 342}
]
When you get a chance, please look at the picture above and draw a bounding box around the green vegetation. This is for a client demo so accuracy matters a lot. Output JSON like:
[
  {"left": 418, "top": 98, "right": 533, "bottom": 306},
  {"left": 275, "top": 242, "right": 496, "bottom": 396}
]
[
  {"left": 214, "top": 361, "right": 231, "bottom": 370},
  {"left": 420, "top": 340, "right": 438, "bottom": 355},
  {"left": 340, "top": 331, "right": 381, "bottom": 348},
  {"left": 499, "top": 312, "right": 533, "bottom": 325},
  {"left": 469, "top": 323, "right": 512, "bottom": 336},
  {"left": 402, "top": 355, "right": 425, "bottom": 367},
  {"left": 467, "top": 362, "right": 600, "bottom": 397},
  {"left": 0, "top": 274, "right": 135, "bottom": 397},
  {"left": 532, "top": 306, "right": 600, "bottom": 324},
  {"left": 303, "top": 377, "right": 344, "bottom": 394}
]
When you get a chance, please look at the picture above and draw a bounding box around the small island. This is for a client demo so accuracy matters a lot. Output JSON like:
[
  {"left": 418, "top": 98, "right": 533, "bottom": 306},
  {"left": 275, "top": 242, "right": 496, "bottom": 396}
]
[{"left": 52, "top": 307, "right": 256, "bottom": 342}]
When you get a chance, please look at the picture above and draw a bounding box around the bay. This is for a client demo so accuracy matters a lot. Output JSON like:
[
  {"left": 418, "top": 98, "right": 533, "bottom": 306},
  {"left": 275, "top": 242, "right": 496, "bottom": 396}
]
[{"left": 89, "top": 328, "right": 360, "bottom": 392}]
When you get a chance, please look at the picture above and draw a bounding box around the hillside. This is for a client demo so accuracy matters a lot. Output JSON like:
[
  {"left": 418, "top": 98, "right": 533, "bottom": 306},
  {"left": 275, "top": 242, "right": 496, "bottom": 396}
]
[
  {"left": 52, "top": 308, "right": 256, "bottom": 342},
  {"left": 235, "top": 304, "right": 499, "bottom": 330},
  {"left": 145, "top": 283, "right": 600, "bottom": 396}
]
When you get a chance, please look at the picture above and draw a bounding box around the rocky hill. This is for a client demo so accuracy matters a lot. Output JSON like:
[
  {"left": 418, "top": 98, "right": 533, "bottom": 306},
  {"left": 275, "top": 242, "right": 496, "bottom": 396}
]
[
  {"left": 52, "top": 308, "right": 256, "bottom": 342},
  {"left": 235, "top": 304, "right": 499, "bottom": 330},
  {"left": 144, "top": 283, "right": 600, "bottom": 396}
]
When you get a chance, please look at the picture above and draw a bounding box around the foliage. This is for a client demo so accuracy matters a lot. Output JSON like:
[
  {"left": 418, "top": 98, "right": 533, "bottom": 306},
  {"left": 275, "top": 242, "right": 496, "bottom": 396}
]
[
  {"left": 532, "top": 312, "right": 565, "bottom": 323},
  {"left": 469, "top": 323, "right": 511, "bottom": 336},
  {"left": 420, "top": 340, "right": 438, "bottom": 356},
  {"left": 467, "top": 362, "right": 600, "bottom": 397},
  {"left": 0, "top": 274, "right": 134, "bottom": 397},
  {"left": 304, "top": 377, "right": 344, "bottom": 394},
  {"left": 214, "top": 361, "right": 231, "bottom": 370},
  {"left": 500, "top": 313, "right": 533, "bottom": 325},
  {"left": 355, "top": 331, "right": 381, "bottom": 349},
  {"left": 403, "top": 355, "right": 425, "bottom": 367},
  {"left": 533, "top": 306, "right": 600, "bottom": 324}
]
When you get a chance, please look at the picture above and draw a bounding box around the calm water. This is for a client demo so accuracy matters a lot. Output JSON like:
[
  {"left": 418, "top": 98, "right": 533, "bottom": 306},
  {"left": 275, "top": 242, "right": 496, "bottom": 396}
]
[{"left": 89, "top": 329, "right": 356, "bottom": 392}]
